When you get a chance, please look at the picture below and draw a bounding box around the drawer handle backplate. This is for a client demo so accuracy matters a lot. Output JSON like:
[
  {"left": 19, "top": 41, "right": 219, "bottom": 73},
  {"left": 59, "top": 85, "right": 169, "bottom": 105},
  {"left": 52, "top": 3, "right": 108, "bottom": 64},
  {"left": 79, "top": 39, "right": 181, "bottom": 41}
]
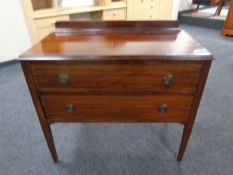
[
  {"left": 162, "top": 74, "right": 173, "bottom": 86},
  {"left": 158, "top": 104, "right": 168, "bottom": 113},
  {"left": 58, "top": 73, "right": 69, "bottom": 85},
  {"left": 66, "top": 104, "right": 75, "bottom": 113}
]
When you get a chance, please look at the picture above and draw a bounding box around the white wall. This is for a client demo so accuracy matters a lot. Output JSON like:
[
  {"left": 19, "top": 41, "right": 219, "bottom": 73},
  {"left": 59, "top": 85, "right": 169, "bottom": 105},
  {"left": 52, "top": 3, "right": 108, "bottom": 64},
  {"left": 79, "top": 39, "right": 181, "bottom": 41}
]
[
  {"left": 172, "top": 0, "right": 193, "bottom": 19},
  {"left": 0, "top": 0, "right": 31, "bottom": 63},
  {"left": 172, "top": 0, "right": 181, "bottom": 19},
  {"left": 179, "top": 0, "right": 193, "bottom": 11}
]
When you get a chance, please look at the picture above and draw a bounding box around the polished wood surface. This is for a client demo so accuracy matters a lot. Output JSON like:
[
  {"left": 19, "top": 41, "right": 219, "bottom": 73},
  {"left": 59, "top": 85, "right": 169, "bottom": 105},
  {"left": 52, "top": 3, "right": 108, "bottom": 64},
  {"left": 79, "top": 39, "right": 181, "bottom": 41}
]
[
  {"left": 221, "top": 0, "right": 233, "bottom": 36},
  {"left": 20, "top": 21, "right": 212, "bottom": 60},
  {"left": 177, "top": 61, "right": 212, "bottom": 161},
  {"left": 42, "top": 95, "right": 193, "bottom": 122},
  {"left": 19, "top": 21, "right": 213, "bottom": 162}
]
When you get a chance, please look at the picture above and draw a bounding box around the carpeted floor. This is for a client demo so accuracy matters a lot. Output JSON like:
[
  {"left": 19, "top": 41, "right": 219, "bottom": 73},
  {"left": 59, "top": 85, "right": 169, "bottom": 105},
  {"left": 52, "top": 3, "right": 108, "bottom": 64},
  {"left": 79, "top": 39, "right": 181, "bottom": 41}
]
[{"left": 0, "top": 25, "right": 233, "bottom": 175}]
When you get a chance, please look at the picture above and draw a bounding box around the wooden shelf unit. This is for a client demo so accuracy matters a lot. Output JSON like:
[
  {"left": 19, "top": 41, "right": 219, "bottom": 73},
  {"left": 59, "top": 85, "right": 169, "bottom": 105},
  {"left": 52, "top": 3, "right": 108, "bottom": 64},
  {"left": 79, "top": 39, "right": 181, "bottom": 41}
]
[{"left": 21, "top": 0, "right": 127, "bottom": 44}]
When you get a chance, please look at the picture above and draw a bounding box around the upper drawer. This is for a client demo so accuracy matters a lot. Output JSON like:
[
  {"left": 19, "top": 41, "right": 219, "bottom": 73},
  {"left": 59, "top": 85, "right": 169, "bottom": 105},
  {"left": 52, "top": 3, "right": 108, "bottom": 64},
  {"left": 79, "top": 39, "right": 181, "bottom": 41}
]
[
  {"left": 103, "top": 8, "right": 126, "bottom": 20},
  {"left": 35, "top": 15, "right": 69, "bottom": 28},
  {"left": 30, "top": 61, "right": 203, "bottom": 94}
]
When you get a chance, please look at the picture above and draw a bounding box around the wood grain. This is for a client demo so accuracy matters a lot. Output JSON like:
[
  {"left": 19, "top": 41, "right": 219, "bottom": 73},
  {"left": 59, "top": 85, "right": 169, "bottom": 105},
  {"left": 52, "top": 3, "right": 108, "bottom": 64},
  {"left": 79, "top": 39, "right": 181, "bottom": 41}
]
[
  {"left": 19, "top": 21, "right": 212, "bottom": 60},
  {"left": 177, "top": 60, "right": 212, "bottom": 161},
  {"left": 41, "top": 95, "right": 194, "bottom": 122},
  {"left": 21, "top": 62, "right": 58, "bottom": 162},
  {"left": 55, "top": 21, "right": 179, "bottom": 30},
  {"left": 31, "top": 61, "right": 203, "bottom": 95}
]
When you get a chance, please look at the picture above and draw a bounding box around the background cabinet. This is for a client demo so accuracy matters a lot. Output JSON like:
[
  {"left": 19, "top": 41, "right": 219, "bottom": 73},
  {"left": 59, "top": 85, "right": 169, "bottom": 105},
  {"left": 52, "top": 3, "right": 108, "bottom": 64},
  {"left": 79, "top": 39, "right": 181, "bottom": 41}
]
[
  {"left": 221, "top": 0, "right": 233, "bottom": 36},
  {"left": 35, "top": 15, "right": 69, "bottom": 39},
  {"left": 102, "top": 8, "right": 126, "bottom": 20},
  {"left": 22, "top": 0, "right": 127, "bottom": 44},
  {"left": 127, "top": 0, "right": 173, "bottom": 20},
  {"left": 158, "top": 0, "right": 173, "bottom": 19},
  {"left": 127, "top": 0, "right": 156, "bottom": 20}
]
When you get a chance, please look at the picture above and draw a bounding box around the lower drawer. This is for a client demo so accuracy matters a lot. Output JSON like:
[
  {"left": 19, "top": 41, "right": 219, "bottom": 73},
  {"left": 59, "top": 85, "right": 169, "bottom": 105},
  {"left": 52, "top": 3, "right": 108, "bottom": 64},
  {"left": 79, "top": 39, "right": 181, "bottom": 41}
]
[{"left": 41, "top": 95, "right": 193, "bottom": 122}]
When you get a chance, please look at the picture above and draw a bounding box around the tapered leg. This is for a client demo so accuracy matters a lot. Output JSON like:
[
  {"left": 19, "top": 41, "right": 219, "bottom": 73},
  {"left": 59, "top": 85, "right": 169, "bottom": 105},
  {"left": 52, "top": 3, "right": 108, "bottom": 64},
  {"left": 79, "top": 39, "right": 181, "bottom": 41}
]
[
  {"left": 21, "top": 62, "right": 59, "bottom": 162},
  {"left": 177, "top": 123, "right": 194, "bottom": 161},
  {"left": 40, "top": 123, "right": 58, "bottom": 162},
  {"left": 177, "top": 61, "right": 212, "bottom": 161}
]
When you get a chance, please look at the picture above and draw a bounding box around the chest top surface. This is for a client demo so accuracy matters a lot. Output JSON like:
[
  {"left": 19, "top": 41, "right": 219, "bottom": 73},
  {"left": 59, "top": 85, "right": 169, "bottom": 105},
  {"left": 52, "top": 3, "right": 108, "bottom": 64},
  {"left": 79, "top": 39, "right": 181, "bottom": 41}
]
[{"left": 19, "top": 21, "right": 213, "bottom": 61}]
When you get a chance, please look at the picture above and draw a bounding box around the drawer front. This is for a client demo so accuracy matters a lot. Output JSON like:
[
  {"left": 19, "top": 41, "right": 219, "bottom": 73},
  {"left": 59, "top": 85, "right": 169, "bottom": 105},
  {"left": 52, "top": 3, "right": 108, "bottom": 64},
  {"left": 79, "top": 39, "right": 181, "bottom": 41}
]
[
  {"left": 31, "top": 61, "right": 203, "bottom": 94},
  {"left": 35, "top": 15, "right": 69, "bottom": 28},
  {"left": 103, "top": 8, "right": 126, "bottom": 20},
  {"left": 41, "top": 95, "right": 193, "bottom": 122}
]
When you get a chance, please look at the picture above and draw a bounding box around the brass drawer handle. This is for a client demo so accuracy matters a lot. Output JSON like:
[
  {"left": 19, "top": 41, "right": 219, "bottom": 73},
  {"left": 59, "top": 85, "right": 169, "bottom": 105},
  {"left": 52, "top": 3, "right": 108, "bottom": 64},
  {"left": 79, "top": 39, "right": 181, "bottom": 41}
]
[
  {"left": 66, "top": 104, "right": 75, "bottom": 113},
  {"left": 58, "top": 73, "right": 69, "bottom": 85},
  {"left": 162, "top": 74, "right": 173, "bottom": 86},
  {"left": 158, "top": 104, "right": 168, "bottom": 113}
]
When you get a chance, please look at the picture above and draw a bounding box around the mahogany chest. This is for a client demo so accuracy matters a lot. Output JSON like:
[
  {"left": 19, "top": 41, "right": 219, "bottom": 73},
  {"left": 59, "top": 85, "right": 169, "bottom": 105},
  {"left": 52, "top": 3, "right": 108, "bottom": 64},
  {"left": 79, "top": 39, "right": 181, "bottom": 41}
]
[{"left": 19, "top": 21, "right": 213, "bottom": 162}]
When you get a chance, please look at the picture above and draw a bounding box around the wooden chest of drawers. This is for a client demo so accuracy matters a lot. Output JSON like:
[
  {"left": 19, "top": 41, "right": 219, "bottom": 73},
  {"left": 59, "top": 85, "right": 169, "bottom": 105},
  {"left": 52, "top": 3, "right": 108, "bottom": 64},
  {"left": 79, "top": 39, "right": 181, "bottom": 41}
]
[{"left": 19, "top": 21, "right": 213, "bottom": 162}]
